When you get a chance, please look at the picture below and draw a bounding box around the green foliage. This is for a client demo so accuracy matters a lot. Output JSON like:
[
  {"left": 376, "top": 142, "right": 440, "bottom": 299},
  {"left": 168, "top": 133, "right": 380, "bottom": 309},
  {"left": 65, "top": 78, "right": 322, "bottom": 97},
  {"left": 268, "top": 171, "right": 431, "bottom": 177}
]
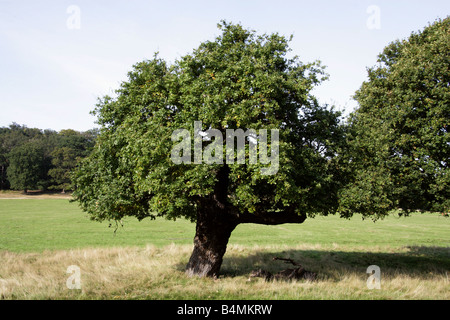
[
  {"left": 340, "top": 17, "right": 450, "bottom": 218},
  {"left": 48, "top": 147, "right": 79, "bottom": 191},
  {"left": 7, "top": 142, "right": 47, "bottom": 192},
  {"left": 0, "top": 123, "right": 97, "bottom": 191},
  {"left": 48, "top": 129, "right": 97, "bottom": 190},
  {"left": 72, "top": 21, "right": 345, "bottom": 223},
  {"left": 0, "top": 123, "right": 44, "bottom": 189}
]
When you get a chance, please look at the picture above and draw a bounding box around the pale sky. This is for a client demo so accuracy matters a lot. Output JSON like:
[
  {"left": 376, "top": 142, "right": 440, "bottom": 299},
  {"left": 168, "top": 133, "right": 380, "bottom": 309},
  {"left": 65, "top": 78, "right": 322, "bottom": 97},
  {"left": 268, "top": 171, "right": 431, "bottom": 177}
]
[{"left": 0, "top": 0, "right": 449, "bottom": 131}]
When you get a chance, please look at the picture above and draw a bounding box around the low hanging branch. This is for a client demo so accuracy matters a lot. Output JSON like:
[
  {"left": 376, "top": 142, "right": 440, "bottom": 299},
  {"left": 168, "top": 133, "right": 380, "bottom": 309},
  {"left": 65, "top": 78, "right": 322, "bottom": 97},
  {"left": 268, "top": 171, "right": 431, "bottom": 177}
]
[{"left": 249, "top": 257, "right": 317, "bottom": 282}]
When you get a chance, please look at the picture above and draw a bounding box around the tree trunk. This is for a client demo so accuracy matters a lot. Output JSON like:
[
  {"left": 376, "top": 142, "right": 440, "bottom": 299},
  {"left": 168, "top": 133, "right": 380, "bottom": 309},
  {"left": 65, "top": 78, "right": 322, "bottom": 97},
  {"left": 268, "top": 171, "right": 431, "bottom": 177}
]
[
  {"left": 185, "top": 205, "right": 238, "bottom": 278},
  {"left": 185, "top": 165, "right": 307, "bottom": 278}
]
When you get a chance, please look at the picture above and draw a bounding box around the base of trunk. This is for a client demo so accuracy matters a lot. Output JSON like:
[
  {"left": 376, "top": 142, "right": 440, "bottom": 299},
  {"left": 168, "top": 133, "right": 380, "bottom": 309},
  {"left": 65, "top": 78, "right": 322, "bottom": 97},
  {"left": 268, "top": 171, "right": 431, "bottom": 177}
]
[
  {"left": 185, "top": 208, "right": 237, "bottom": 278},
  {"left": 185, "top": 244, "right": 228, "bottom": 278}
]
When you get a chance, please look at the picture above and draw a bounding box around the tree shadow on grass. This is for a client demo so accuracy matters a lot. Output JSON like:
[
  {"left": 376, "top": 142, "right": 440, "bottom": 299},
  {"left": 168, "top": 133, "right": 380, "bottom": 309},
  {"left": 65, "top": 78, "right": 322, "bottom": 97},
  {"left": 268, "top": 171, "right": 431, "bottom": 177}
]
[{"left": 216, "top": 246, "right": 450, "bottom": 281}]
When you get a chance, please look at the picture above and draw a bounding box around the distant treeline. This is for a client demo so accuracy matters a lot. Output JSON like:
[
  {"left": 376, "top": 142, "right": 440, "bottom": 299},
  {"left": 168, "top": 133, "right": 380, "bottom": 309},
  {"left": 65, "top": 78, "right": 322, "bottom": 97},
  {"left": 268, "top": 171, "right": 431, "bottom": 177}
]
[{"left": 0, "top": 123, "right": 98, "bottom": 193}]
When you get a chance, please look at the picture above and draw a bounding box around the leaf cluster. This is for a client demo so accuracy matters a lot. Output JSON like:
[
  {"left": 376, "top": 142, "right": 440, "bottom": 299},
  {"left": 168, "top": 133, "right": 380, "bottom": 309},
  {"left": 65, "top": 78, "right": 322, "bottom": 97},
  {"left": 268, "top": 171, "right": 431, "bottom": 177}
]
[
  {"left": 340, "top": 17, "right": 450, "bottom": 217},
  {"left": 72, "top": 21, "right": 345, "bottom": 223}
]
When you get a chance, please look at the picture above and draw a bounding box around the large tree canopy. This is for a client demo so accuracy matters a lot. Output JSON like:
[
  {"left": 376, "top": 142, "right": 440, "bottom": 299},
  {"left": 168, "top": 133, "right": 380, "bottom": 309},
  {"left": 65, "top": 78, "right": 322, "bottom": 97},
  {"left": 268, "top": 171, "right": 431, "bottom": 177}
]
[
  {"left": 72, "top": 21, "right": 346, "bottom": 277},
  {"left": 339, "top": 17, "right": 449, "bottom": 218}
]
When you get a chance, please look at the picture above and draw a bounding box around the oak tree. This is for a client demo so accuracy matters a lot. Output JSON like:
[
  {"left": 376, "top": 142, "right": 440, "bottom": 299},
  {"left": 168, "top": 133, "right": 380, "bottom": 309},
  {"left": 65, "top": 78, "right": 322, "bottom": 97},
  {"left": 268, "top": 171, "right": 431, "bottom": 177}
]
[
  {"left": 72, "top": 22, "right": 345, "bottom": 277},
  {"left": 339, "top": 17, "right": 449, "bottom": 217}
]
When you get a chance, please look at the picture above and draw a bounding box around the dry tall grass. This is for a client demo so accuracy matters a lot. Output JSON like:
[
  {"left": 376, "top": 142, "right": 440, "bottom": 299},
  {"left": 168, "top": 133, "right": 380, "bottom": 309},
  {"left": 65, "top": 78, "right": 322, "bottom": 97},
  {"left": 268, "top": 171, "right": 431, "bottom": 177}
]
[{"left": 0, "top": 244, "right": 448, "bottom": 300}]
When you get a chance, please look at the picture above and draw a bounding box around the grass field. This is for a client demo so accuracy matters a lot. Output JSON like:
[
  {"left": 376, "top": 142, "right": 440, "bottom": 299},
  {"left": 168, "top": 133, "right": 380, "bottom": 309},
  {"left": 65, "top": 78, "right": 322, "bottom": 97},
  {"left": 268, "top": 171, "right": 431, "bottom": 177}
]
[{"left": 0, "top": 196, "right": 449, "bottom": 299}]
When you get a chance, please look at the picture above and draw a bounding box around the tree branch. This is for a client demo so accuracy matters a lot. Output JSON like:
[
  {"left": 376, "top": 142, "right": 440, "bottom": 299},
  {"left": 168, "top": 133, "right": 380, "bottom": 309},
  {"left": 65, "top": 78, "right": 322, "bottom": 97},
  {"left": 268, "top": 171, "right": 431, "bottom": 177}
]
[{"left": 233, "top": 208, "right": 306, "bottom": 225}]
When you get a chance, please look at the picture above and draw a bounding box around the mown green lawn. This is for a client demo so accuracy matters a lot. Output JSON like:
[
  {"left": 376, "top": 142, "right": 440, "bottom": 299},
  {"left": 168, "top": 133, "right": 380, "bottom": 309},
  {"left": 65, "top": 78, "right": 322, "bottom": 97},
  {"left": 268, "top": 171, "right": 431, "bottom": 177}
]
[
  {"left": 0, "top": 199, "right": 448, "bottom": 252},
  {"left": 0, "top": 199, "right": 194, "bottom": 252}
]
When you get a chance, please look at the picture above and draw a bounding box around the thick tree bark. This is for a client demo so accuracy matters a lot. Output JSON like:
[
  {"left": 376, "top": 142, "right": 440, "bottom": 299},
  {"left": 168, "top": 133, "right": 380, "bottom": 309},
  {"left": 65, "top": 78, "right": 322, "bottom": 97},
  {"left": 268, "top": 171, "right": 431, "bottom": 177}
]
[
  {"left": 186, "top": 166, "right": 238, "bottom": 278},
  {"left": 185, "top": 205, "right": 238, "bottom": 278},
  {"left": 185, "top": 206, "right": 307, "bottom": 278},
  {"left": 185, "top": 166, "right": 307, "bottom": 278}
]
